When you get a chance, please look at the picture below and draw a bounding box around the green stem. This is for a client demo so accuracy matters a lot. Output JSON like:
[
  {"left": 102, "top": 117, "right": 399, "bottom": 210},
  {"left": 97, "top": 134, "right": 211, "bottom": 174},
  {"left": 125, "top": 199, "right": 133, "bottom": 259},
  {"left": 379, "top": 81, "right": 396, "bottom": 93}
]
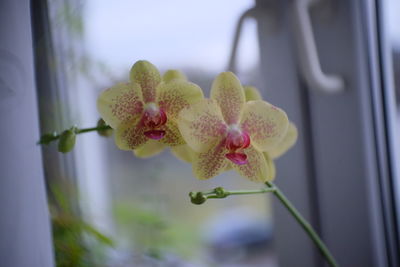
[
  {"left": 76, "top": 125, "right": 112, "bottom": 134},
  {"left": 265, "top": 181, "right": 338, "bottom": 267},
  {"left": 38, "top": 125, "right": 112, "bottom": 145},
  {"left": 207, "top": 188, "right": 276, "bottom": 198},
  {"left": 189, "top": 183, "right": 339, "bottom": 267}
]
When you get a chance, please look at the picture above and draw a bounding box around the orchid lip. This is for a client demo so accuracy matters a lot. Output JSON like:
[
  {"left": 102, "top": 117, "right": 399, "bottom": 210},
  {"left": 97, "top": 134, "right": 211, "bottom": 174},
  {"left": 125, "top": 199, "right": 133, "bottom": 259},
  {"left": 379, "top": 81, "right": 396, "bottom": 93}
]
[
  {"left": 141, "top": 102, "right": 168, "bottom": 140},
  {"left": 225, "top": 128, "right": 250, "bottom": 151},
  {"left": 225, "top": 152, "right": 248, "bottom": 165},
  {"left": 144, "top": 130, "right": 166, "bottom": 140}
]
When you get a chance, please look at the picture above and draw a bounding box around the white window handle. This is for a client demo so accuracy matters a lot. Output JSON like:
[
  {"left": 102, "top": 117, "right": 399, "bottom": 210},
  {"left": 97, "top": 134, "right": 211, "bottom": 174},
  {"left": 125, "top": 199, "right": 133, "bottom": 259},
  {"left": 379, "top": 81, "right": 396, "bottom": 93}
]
[
  {"left": 227, "top": 7, "right": 258, "bottom": 73},
  {"left": 293, "top": 0, "right": 345, "bottom": 93}
]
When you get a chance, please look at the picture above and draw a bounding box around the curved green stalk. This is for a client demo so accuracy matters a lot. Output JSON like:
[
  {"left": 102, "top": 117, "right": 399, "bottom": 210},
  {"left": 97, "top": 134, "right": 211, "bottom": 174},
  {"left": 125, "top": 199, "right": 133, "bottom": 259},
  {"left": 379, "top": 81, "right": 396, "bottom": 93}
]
[
  {"left": 265, "top": 182, "right": 338, "bottom": 267},
  {"left": 38, "top": 124, "right": 112, "bottom": 145},
  {"left": 189, "top": 182, "right": 339, "bottom": 267}
]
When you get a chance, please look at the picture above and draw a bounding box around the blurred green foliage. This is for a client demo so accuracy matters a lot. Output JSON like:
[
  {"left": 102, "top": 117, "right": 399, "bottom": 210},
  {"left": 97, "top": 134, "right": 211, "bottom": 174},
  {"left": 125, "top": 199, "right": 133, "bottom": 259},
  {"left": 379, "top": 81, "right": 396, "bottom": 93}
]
[
  {"left": 113, "top": 200, "right": 202, "bottom": 261},
  {"left": 49, "top": 184, "right": 114, "bottom": 267}
]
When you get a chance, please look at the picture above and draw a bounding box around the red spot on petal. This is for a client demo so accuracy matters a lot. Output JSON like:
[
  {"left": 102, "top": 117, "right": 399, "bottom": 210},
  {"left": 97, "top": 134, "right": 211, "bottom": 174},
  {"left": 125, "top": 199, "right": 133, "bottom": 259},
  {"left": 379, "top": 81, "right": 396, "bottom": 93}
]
[
  {"left": 142, "top": 107, "right": 167, "bottom": 128},
  {"left": 225, "top": 131, "right": 250, "bottom": 150},
  {"left": 144, "top": 130, "right": 166, "bottom": 140},
  {"left": 225, "top": 152, "right": 248, "bottom": 165}
]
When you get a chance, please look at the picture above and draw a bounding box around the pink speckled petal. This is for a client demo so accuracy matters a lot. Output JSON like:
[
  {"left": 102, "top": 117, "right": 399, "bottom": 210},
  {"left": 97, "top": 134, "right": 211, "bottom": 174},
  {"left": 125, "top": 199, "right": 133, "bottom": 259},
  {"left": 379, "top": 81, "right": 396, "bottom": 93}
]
[
  {"left": 232, "top": 145, "right": 269, "bottom": 182},
  {"left": 264, "top": 153, "right": 276, "bottom": 181},
  {"left": 210, "top": 72, "right": 245, "bottom": 124},
  {"left": 159, "top": 121, "right": 186, "bottom": 146},
  {"left": 97, "top": 82, "right": 143, "bottom": 129},
  {"left": 192, "top": 139, "right": 229, "bottom": 180},
  {"left": 240, "top": 100, "right": 289, "bottom": 152},
  {"left": 178, "top": 99, "right": 227, "bottom": 152},
  {"left": 156, "top": 80, "right": 204, "bottom": 120},
  {"left": 267, "top": 122, "right": 298, "bottom": 159},
  {"left": 170, "top": 144, "right": 196, "bottom": 163},
  {"left": 225, "top": 152, "right": 248, "bottom": 165},
  {"left": 114, "top": 116, "right": 148, "bottom": 150},
  {"left": 129, "top": 60, "right": 161, "bottom": 103},
  {"left": 134, "top": 140, "right": 166, "bottom": 158}
]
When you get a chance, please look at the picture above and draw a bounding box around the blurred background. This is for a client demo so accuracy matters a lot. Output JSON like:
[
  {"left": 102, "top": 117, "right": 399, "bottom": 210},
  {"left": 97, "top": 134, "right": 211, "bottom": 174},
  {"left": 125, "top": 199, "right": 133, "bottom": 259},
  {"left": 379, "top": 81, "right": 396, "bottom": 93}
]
[{"left": 1, "top": 0, "right": 399, "bottom": 266}]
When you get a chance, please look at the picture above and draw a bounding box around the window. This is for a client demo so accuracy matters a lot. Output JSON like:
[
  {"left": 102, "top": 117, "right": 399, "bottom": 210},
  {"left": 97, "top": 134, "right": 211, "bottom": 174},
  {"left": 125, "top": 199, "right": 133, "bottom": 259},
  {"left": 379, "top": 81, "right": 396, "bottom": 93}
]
[{"left": 1, "top": 0, "right": 399, "bottom": 266}]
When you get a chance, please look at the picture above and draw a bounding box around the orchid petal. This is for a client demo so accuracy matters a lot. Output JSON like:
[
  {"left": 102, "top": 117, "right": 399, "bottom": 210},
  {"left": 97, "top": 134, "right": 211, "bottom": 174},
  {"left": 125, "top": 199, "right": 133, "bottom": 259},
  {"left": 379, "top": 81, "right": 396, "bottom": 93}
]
[
  {"left": 178, "top": 99, "right": 227, "bottom": 152},
  {"left": 156, "top": 81, "right": 204, "bottom": 119},
  {"left": 192, "top": 139, "right": 229, "bottom": 180},
  {"left": 244, "top": 86, "right": 262, "bottom": 101},
  {"left": 232, "top": 145, "right": 269, "bottom": 182},
  {"left": 97, "top": 82, "right": 143, "bottom": 129},
  {"left": 129, "top": 60, "right": 161, "bottom": 103},
  {"left": 134, "top": 140, "right": 166, "bottom": 158},
  {"left": 162, "top": 69, "right": 187, "bottom": 82},
  {"left": 171, "top": 144, "right": 196, "bottom": 163},
  {"left": 210, "top": 72, "right": 245, "bottom": 124},
  {"left": 240, "top": 100, "right": 289, "bottom": 152},
  {"left": 114, "top": 116, "right": 148, "bottom": 150},
  {"left": 264, "top": 153, "right": 276, "bottom": 181},
  {"left": 268, "top": 122, "right": 298, "bottom": 159},
  {"left": 159, "top": 121, "right": 186, "bottom": 146}
]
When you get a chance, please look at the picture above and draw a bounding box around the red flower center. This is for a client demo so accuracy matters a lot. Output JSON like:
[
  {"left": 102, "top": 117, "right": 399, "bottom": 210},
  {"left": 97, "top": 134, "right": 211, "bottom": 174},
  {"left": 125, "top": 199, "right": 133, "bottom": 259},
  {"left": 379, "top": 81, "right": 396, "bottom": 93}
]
[
  {"left": 224, "top": 125, "right": 250, "bottom": 165},
  {"left": 141, "top": 103, "right": 167, "bottom": 140}
]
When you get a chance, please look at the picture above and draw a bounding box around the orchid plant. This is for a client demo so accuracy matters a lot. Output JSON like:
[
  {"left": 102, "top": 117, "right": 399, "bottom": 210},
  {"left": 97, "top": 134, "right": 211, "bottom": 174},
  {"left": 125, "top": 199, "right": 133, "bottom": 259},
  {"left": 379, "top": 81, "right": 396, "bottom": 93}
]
[{"left": 39, "top": 60, "right": 339, "bottom": 267}]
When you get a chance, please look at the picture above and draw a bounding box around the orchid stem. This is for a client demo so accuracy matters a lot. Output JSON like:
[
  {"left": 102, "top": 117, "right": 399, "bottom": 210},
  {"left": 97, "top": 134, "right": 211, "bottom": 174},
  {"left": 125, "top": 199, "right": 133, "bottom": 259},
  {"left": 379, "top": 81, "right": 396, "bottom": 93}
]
[
  {"left": 206, "top": 188, "right": 275, "bottom": 198},
  {"left": 76, "top": 125, "right": 112, "bottom": 134},
  {"left": 265, "top": 182, "right": 338, "bottom": 267},
  {"left": 38, "top": 124, "right": 112, "bottom": 145},
  {"left": 189, "top": 182, "right": 338, "bottom": 267}
]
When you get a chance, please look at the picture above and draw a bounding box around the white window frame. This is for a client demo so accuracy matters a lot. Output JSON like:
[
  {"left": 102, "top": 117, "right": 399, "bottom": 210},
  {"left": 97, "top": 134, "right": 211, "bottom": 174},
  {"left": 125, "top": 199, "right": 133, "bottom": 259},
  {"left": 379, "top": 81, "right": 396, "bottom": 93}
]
[{"left": 255, "top": 0, "right": 400, "bottom": 266}]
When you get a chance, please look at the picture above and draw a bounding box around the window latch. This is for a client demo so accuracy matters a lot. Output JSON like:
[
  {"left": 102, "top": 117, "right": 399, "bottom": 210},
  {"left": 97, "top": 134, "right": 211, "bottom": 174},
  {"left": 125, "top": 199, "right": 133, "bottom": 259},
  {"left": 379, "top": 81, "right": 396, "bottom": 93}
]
[{"left": 293, "top": 0, "right": 345, "bottom": 93}]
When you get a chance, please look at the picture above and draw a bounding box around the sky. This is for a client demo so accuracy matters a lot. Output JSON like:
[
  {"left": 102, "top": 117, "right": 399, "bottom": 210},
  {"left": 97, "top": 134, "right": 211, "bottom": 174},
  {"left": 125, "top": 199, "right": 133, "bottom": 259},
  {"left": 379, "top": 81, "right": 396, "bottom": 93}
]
[
  {"left": 84, "top": 0, "right": 258, "bottom": 74},
  {"left": 84, "top": 0, "right": 400, "bottom": 75}
]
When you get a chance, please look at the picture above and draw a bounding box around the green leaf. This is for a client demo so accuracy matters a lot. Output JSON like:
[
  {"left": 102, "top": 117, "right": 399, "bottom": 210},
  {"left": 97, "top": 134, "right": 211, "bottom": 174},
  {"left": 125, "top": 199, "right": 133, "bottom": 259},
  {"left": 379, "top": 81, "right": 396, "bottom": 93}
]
[{"left": 80, "top": 222, "right": 114, "bottom": 247}]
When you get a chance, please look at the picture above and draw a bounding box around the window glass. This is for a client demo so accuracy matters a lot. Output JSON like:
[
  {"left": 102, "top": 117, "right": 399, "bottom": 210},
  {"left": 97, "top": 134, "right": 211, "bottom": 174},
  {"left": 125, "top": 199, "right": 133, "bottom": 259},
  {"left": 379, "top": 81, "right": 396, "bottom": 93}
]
[{"left": 46, "top": 0, "right": 279, "bottom": 266}]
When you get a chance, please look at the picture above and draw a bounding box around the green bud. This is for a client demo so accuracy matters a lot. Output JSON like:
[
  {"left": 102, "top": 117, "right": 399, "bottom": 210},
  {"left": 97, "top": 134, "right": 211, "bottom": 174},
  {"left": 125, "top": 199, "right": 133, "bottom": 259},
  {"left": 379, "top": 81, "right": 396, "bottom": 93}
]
[
  {"left": 214, "top": 187, "right": 227, "bottom": 198},
  {"left": 97, "top": 118, "right": 113, "bottom": 137},
  {"left": 189, "top": 192, "right": 207, "bottom": 205},
  {"left": 58, "top": 129, "right": 76, "bottom": 153},
  {"left": 38, "top": 131, "right": 58, "bottom": 145}
]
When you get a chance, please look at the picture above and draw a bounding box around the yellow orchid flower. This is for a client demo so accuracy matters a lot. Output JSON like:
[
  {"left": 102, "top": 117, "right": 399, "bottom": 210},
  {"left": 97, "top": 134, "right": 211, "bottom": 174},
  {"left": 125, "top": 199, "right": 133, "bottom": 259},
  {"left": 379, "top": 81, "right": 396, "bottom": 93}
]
[
  {"left": 178, "top": 72, "right": 289, "bottom": 182},
  {"left": 133, "top": 69, "right": 191, "bottom": 158},
  {"left": 97, "top": 61, "right": 203, "bottom": 153},
  {"left": 171, "top": 85, "right": 263, "bottom": 164},
  {"left": 173, "top": 85, "right": 297, "bottom": 180}
]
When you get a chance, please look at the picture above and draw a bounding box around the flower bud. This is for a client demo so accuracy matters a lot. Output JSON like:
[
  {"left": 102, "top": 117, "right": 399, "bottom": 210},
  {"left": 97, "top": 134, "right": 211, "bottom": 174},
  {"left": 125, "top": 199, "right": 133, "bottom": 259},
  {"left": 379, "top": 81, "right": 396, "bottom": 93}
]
[
  {"left": 244, "top": 86, "right": 262, "bottom": 101},
  {"left": 162, "top": 70, "right": 187, "bottom": 82},
  {"left": 58, "top": 129, "right": 76, "bottom": 153},
  {"left": 189, "top": 192, "right": 207, "bottom": 205},
  {"left": 214, "top": 187, "right": 227, "bottom": 198},
  {"left": 97, "top": 118, "right": 113, "bottom": 137}
]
